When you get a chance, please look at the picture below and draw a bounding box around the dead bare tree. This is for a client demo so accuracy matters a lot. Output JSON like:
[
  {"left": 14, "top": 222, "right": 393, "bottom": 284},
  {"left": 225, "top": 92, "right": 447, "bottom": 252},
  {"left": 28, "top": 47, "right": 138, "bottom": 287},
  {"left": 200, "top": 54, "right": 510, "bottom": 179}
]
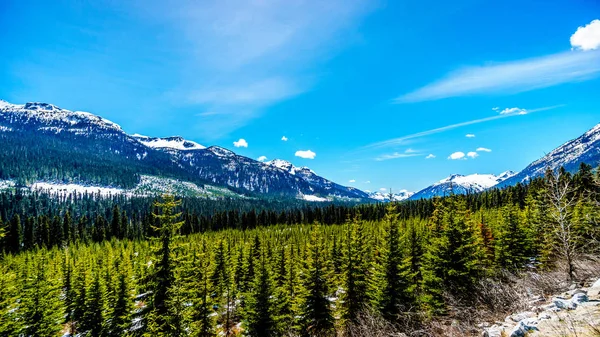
[{"left": 546, "top": 169, "right": 579, "bottom": 281}]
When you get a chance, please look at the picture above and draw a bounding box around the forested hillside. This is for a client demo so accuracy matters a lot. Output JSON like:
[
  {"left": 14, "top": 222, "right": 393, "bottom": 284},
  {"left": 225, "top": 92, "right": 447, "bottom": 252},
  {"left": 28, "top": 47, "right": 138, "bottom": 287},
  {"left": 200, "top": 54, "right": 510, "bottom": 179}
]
[{"left": 0, "top": 163, "right": 599, "bottom": 336}]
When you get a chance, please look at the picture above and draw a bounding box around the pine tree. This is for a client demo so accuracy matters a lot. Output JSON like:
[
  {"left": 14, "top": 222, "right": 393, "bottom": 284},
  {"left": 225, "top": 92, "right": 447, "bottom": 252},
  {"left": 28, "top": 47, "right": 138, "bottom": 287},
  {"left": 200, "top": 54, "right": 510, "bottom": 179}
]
[
  {"left": 21, "top": 258, "right": 63, "bottom": 337},
  {"left": 108, "top": 271, "right": 133, "bottom": 336},
  {"left": 145, "top": 195, "right": 185, "bottom": 335},
  {"left": 7, "top": 214, "right": 22, "bottom": 253},
  {"left": 371, "top": 204, "right": 413, "bottom": 321},
  {"left": 0, "top": 265, "right": 19, "bottom": 335},
  {"left": 190, "top": 248, "right": 214, "bottom": 337},
  {"left": 300, "top": 226, "right": 334, "bottom": 337},
  {"left": 341, "top": 213, "right": 370, "bottom": 324},
  {"left": 243, "top": 253, "right": 277, "bottom": 337},
  {"left": 111, "top": 205, "right": 122, "bottom": 240},
  {"left": 210, "top": 239, "right": 234, "bottom": 336},
  {"left": 82, "top": 271, "right": 106, "bottom": 337},
  {"left": 421, "top": 197, "right": 484, "bottom": 314},
  {"left": 73, "top": 262, "right": 89, "bottom": 334},
  {"left": 494, "top": 203, "right": 529, "bottom": 270},
  {"left": 63, "top": 211, "right": 73, "bottom": 244}
]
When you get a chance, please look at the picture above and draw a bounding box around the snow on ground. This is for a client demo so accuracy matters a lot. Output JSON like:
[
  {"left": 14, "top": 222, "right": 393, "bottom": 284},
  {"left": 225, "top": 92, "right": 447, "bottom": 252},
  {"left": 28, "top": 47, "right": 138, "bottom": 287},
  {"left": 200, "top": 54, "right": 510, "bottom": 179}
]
[
  {"left": 6, "top": 175, "right": 246, "bottom": 199},
  {"left": 301, "top": 194, "right": 329, "bottom": 202},
  {"left": 31, "top": 182, "right": 125, "bottom": 196},
  {"left": 0, "top": 180, "right": 15, "bottom": 189},
  {"left": 135, "top": 137, "right": 205, "bottom": 150}
]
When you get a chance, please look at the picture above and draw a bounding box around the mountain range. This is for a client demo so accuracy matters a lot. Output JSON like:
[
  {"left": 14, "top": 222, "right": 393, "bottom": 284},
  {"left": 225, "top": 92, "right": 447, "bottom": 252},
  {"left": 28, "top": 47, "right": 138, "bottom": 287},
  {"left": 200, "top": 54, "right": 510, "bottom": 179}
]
[
  {"left": 0, "top": 100, "right": 598, "bottom": 201},
  {"left": 0, "top": 100, "right": 367, "bottom": 201}
]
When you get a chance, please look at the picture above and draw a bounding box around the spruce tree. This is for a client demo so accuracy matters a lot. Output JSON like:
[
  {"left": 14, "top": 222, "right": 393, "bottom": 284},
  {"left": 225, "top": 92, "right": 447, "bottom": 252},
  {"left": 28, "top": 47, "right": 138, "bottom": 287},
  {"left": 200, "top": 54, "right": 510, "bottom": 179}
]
[
  {"left": 371, "top": 204, "right": 413, "bottom": 321},
  {"left": 299, "top": 226, "right": 334, "bottom": 337},
  {"left": 341, "top": 213, "right": 370, "bottom": 324},
  {"left": 21, "top": 258, "right": 63, "bottom": 337},
  {"left": 190, "top": 249, "right": 214, "bottom": 337},
  {"left": 108, "top": 272, "right": 133, "bottom": 336},
  {"left": 82, "top": 272, "right": 106, "bottom": 337},
  {"left": 145, "top": 194, "right": 185, "bottom": 335},
  {"left": 421, "top": 197, "right": 484, "bottom": 314},
  {"left": 494, "top": 203, "right": 528, "bottom": 271},
  {"left": 0, "top": 265, "right": 19, "bottom": 335},
  {"left": 7, "top": 214, "right": 22, "bottom": 253},
  {"left": 243, "top": 253, "right": 277, "bottom": 337}
]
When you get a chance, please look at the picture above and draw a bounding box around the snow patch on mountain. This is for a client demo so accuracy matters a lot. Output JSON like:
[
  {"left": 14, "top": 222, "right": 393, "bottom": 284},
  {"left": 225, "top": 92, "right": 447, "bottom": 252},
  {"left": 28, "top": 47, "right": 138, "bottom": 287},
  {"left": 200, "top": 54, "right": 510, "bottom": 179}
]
[
  {"left": 267, "top": 159, "right": 316, "bottom": 176},
  {"left": 301, "top": 194, "right": 329, "bottom": 202},
  {"left": 132, "top": 135, "right": 205, "bottom": 150},
  {"left": 499, "top": 123, "right": 600, "bottom": 187},
  {"left": 31, "top": 182, "right": 125, "bottom": 196},
  {"left": 410, "top": 171, "right": 516, "bottom": 200},
  {"left": 368, "top": 190, "right": 415, "bottom": 202},
  {"left": 0, "top": 100, "right": 122, "bottom": 132}
]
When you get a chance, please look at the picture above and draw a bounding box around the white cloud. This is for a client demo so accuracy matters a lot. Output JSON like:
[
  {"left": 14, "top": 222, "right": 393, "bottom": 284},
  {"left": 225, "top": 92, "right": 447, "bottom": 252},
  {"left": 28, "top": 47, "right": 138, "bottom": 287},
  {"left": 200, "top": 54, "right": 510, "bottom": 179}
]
[
  {"left": 362, "top": 105, "right": 562, "bottom": 149},
  {"left": 281, "top": 136, "right": 288, "bottom": 141},
  {"left": 375, "top": 152, "right": 420, "bottom": 161},
  {"left": 365, "top": 180, "right": 371, "bottom": 184},
  {"left": 379, "top": 188, "right": 387, "bottom": 192},
  {"left": 349, "top": 179, "right": 356, "bottom": 183},
  {"left": 295, "top": 150, "right": 316, "bottom": 159},
  {"left": 466, "top": 134, "right": 476, "bottom": 138},
  {"left": 233, "top": 138, "right": 248, "bottom": 148},
  {"left": 425, "top": 154, "right": 436, "bottom": 159},
  {"left": 448, "top": 152, "right": 466, "bottom": 160},
  {"left": 257, "top": 155, "right": 267, "bottom": 162},
  {"left": 467, "top": 151, "right": 479, "bottom": 159},
  {"left": 405, "top": 148, "right": 417, "bottom": 153},
  {"left": 499, "top": 107, "right": 527, "bottom": 115},
  {"left": 476, "top": 147, "right": 492, "bottom": 152},
  {"left": 571, "top": 19, "right": 600, "bottom": 51},
  {"left": 395, "top": 50, "right": 600, "bottom": 102}
]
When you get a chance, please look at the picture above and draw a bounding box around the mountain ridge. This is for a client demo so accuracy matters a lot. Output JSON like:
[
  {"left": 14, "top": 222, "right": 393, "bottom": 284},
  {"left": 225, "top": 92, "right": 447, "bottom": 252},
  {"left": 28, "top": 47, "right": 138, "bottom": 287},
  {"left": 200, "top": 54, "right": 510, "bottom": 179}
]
[{"left": 0, "top": 100, "right": 368, "bottom": 201}]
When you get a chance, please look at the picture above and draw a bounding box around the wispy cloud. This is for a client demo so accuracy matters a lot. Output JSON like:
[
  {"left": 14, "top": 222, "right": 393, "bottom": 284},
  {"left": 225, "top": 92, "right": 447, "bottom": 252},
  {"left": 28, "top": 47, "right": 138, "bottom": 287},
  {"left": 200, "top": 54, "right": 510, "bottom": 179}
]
[
  {"left": 499, "top": 107, "right": 527, "bottom": 115},
  {"left": 395, "top": 50, "right": 600, "bottom": 102},
  {"left": 375, "top": 148, "right": 421, "bottom": 161},
  {"left": 150, "top": 0, "right": 375, "bottom": 139},
  {"left": 295, "top": 150, "right": 316, "bottom": 159},
  {"left": 362, "top": 105, "right": 563, "bottom": 150},
  {"left": 476, "top": 147, "right": 492, "bottom": 152},
  {"left": 465, "top": 134, "right": 475, "bottom": 138},
  {"left": 281, "top": 136, "right": 288, "bottom": 141},
  {"left": 467, "top": 151, "right": 478, "bottom": 159},
  {"left": 375, "top": 152, "right": 420, "bottom": 161},
  {"left": 425, "top": 154, "right": 436, "bottom": 159},
  {"left": 349, "top": 179, "right": 356, "bottom": 183}
]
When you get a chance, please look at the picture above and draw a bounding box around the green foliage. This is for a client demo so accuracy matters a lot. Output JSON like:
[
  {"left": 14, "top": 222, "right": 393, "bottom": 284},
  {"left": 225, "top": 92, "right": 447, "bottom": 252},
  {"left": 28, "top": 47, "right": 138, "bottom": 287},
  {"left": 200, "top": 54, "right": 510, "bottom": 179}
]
[
  {"left": 0, "top": 165, "right": 598, "bottom": 336},
  {"left": 299, "top": 226, "right": 335, "bottom": 337}
]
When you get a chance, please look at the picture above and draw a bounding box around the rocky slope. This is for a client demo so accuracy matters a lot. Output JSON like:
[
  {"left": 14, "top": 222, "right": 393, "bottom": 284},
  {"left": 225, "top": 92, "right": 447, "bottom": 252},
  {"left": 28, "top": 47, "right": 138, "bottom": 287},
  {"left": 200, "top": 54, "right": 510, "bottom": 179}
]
[
  {"left": 499, "top": 123, "right": 600, "bottom": 188},
  {"left": 482, "top": 277, "right": 600, "bottom": 337}
]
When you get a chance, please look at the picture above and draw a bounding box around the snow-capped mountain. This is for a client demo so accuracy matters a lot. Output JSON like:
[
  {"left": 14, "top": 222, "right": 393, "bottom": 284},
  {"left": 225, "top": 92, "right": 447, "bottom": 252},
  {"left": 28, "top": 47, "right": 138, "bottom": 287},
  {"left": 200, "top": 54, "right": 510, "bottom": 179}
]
[
  {"left": 368, "top": 190, "right": 415, "bottom": 202},
  {"left": 498, "top": 123, "right": 600, "bottom": 187},
  {"left": 0, "top": 100, "right": 369, "bottom": 201},
  {"left": 409, "top": 171, "right": 516, "bottom": 200}
]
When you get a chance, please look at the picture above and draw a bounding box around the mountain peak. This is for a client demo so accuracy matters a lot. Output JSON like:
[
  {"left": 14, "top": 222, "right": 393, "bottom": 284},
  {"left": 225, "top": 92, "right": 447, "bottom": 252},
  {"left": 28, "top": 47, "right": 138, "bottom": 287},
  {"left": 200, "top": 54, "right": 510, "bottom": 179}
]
[{"left": 0, "top": 99, "right": 122, "bottom": 132}]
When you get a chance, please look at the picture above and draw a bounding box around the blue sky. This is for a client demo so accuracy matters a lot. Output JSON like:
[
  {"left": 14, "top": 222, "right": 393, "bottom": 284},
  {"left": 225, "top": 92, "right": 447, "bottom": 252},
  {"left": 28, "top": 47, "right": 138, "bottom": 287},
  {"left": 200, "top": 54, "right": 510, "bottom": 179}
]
[{"left": 1, "top": 0, "right": 600, "bottom": 192}]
